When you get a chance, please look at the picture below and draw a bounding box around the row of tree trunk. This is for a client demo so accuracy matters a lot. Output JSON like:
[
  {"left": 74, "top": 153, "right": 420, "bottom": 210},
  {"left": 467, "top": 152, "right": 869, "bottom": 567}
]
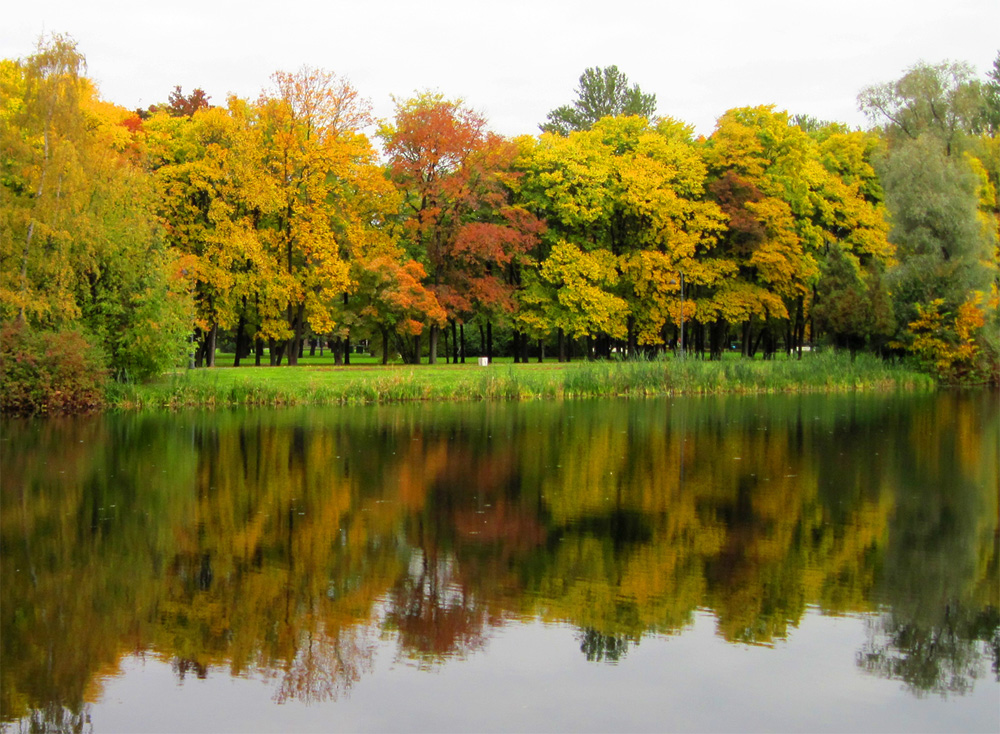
[{"left": 193, "top": 309, "right": 815, "bottom": 368}]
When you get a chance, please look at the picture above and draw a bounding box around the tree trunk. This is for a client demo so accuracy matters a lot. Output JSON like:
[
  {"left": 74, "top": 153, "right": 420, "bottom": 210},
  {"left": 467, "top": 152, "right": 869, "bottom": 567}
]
[
  {"left": 486, "top": 320, "right": 493, "bottom": 364},
  {"left": 741, "top": 316, "right": 754, "bottom": 358},
  {"left": 194, "top": 328, "right": 205, "bottom": 368},
  {"left": 429, "top": 323, "right": 438, "bottom": 364},
  {"left": 344, "top": 336, "right": 351, "bottom": 365},
  {"left": 558, "top": 328, "right": 566, "bottom": 363},
  {"left": 627, "top": 316, "right": 636, "bottom": 359},
  {"left": 710, "top": 320, "right": 726, "bottom": 360},
  {"left": 333, "top": 337, "right": 344, "bottom": 366},
  {"left": 286, "top": 305, "right": 304, "bottom": 366},
  {"left": 382, "top": 327, "right": 390, "bottom": 365},
  {"left": 796, "top": 297, "right": 806, "bottom": 359},
  {"left": 460, "top": 322, "right": 466, "bottom": 363},
  {"left": 538, "top": 339, "right": 544, "bottom": 363},
  {"left": 206, "top": 324, "right": 218, "bottom": 367},
  {"left": 513, "top": 331, "right": 521, "bottom": 363},
  {"left": 286, "top": 311, "right": 297, "bottom": 366},
  {"left": 255, "top": 337, "right": 263, "bottom": 367},
  {"left": 234, "top": 313, "right": 246, "bottom": 367}
]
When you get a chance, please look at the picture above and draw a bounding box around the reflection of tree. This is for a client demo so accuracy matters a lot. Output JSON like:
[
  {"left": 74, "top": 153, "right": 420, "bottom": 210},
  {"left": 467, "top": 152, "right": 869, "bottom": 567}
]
[
  {"left": 2, "top": 393, "right": 997, "bottom": 723},
  {"left": 274, "top": 624, "right": 375, "bottom": 704},
  {"left": 0, "top": 414, "right": 193, "bottom": 725},
  {"left": 152, "top": 411, "right": 401, "bottom": 702},
  {"left": 578, "top": 628, "right": 638, "bottom": 663},
  {"left": 855, "top": 392, "right": 1000, "bottom": 695},
  {"left": 858, "top": 604, "right": 999, "bottom": 696},
  {"left": 8, "top": 704, "right": 93, "bottom": 734},
  {"left": 385, "top": 550, "right": 492, "bottom": 666}
]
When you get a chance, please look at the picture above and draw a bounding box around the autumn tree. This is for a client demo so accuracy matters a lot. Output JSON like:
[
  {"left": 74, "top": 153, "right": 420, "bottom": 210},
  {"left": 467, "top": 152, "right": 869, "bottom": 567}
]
[
  {"left": 380, "top": 94, "right": 540, "bottom": 363},
  {"left": 803, "top": 124, "right": 896, "bottom": 356},
  {"left": 351, "top": 253, "right": 446, "bottom": 364},
  {"left": 541, "top": 65, "right": 657, "bottom": 135},
  {"left": 701, "top": 107, "right": 822, "bottom": 357},
  {"left": 251, "top": 67, "right": 385, "bottom": 365},
  {"left": 520, "top": 116, "right": 723, "bottom": 357},
  {"left": 148, "top": 105, "right": 241, "bottom": 366},
  {"left": 137, "top": 85, "right": 212, "bottom": 119},
  {"left": 0, "top": 34, "right": 188, "bottom": 379}
]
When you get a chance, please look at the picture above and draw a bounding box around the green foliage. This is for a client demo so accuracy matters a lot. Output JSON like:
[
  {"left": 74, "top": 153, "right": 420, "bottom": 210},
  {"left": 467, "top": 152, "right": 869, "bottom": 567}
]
[
  {"left": 813, "top": 242, "right": 895, "bottom": 353},
  {"left": 541, "top": 65, "right": 657, "bottom": 135},
  {"left": 859, "top": 60, "right": 986, "bottom": 155},
  {"left": 980, "top": 52, "right": 1000, "bottom": 134},
  {"left": 880, "top": 136, "right": 994, "bottom": 326},
  {"left": 0, "top": 322, "right": 107, "bottom": 415},
  {"left": 0, "top": 34, "right": 190, "bottom": 383}
]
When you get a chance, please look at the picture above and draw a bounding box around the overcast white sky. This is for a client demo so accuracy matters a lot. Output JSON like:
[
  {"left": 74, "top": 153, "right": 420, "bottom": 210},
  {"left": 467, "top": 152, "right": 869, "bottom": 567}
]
[{"left": 3, "top": 0, "right": 998, "bottom": 139}]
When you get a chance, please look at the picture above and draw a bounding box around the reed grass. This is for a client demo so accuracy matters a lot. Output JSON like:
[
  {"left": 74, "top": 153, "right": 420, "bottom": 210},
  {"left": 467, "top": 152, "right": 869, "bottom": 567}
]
[{"left": 104, "top": 351, "right": 935, "bottom": 412}]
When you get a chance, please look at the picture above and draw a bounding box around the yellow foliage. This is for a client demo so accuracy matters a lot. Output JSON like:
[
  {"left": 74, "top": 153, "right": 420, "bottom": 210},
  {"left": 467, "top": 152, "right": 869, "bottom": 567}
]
[{"left": 898, "top": 294, "right": 996, "bottom": 382}]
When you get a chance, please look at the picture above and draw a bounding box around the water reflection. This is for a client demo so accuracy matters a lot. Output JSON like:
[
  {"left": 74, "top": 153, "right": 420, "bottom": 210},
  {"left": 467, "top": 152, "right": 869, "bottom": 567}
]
[{"left": 1, "top": 392, "right": 997, "bottom": 726}]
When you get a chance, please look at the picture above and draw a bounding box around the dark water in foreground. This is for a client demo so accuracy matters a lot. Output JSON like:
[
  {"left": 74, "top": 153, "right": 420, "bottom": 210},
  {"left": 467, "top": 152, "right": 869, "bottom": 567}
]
[{"left": 1, "top": 392, "right": 998, "bottom": 733}]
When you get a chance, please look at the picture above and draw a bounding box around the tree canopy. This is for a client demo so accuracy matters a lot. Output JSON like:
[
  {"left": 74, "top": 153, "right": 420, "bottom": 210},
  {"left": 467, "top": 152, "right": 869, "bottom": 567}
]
[{"left": 540, "top": 65, "right": 657, "bottom": 136}]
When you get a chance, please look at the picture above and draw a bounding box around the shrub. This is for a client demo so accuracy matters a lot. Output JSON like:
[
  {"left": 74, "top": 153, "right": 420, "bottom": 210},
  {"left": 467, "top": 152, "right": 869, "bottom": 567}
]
[
  {"left": 894, "top": 294, "right": 999, "bottom": 384},
  {"left": 0, "top": 322, "right": 108, "bottom": 415}
]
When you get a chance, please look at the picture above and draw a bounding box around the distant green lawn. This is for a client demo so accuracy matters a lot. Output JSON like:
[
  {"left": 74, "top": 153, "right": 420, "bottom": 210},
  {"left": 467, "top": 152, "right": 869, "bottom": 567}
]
[{"left": 180, "top": 354, "right": 571, "bottom": 393}]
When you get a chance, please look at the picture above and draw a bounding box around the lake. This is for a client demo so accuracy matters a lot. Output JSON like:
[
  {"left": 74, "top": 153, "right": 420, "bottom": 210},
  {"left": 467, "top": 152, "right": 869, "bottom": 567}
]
[{"left": 2, "top": 391, "right": 997, "bottom": 733}]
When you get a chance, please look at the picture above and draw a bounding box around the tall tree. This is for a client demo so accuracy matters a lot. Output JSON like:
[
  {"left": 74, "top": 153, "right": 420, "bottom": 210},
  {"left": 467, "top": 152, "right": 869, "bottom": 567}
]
[
  {"left": 702, "top": 107, "right": 822, "bottom": 357},
  {"left": 380, "top": 94, "right": 539, "bottom": 363},
  {"left": 519, "top": 116, "right": 723, "bottom": 355},
  {"left": 880, "top": 137, "right": 994, "bottom": 318},
  {"left": 0, "top": 34, "right": 188, "bottom": 379},
  {"left": 252, "top": 67, "right": 381, "bottom": 365},
  {"left": 858, "top": 60, "right": 985, "bottom": 156},
  {"left": 860, "top": 60, "right": 999, "bottom": 380},
  {"left": 540, "top": 65, "right": 657, "bottom": 136}
]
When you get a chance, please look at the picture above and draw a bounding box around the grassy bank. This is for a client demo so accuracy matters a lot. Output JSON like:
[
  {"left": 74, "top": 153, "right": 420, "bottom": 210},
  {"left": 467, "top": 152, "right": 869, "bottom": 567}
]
[{"left": 105, "top": 351, "right": 935, "bottom": 411}]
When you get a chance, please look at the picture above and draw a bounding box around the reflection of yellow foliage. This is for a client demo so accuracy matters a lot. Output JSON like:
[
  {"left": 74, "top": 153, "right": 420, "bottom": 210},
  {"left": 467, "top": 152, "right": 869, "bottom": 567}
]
[{"left": 3, "top": 396, "right": 997, "bottom": 720}]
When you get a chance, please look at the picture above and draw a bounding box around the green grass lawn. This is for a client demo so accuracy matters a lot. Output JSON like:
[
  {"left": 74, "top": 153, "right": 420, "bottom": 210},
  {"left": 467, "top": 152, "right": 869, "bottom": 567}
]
[{"left": 107, "top": 350, "right": 935, "bottom": 411}]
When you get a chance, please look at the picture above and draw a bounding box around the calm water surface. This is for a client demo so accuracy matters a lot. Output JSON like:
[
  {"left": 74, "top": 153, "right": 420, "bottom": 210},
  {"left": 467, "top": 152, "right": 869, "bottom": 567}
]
[{"left": 2, "top": 392, "right": 998, "bottom": 733}]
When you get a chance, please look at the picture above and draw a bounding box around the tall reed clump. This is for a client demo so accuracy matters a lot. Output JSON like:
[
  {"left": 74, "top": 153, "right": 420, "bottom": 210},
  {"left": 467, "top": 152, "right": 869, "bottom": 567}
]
[
  {"left": 471, "top": 366, "right": 553, "bottom": 400},
  {"left": 556, "top": 351, "right": 933, "bottom": 397}
]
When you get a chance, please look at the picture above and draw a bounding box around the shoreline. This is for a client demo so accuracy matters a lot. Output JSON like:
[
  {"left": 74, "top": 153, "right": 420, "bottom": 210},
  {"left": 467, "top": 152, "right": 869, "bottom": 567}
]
[{"left": 98, "top": 352, "right": 937, "bottom": 414}]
